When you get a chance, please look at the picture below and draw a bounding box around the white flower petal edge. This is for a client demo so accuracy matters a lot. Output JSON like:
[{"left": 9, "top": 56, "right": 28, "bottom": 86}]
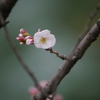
[
  {"left": 47, "top": 34, "right": 56, "bottom": 47},
  {"left": 34, "top": 29, "right": 56, "bottom": 49}
]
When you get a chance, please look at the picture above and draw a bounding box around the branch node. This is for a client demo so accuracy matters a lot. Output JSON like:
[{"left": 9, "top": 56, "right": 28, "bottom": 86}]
[
  {"left": 1, "top": 20, "right": 9, "bottom": 27},
  {"left": 72, "top": 56, "right": 77, "bottom": 60}
]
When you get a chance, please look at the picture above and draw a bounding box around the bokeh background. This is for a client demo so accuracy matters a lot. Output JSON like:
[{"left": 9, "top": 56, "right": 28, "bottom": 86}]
[{"left": 0, "top": 0, "right": 100, "bottom": 100}]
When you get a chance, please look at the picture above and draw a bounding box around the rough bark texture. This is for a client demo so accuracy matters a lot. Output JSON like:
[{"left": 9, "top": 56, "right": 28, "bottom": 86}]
[
  {"left": 0, "top": 0, "right": 18, "bottom": 28},
  {"left": 33, "top": 19, "right": 100, "bottom": 100}
]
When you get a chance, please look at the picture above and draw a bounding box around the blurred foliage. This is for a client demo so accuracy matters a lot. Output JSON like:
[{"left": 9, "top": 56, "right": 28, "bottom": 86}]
[{"left": 0, "top": 0, "right": 100, "bottom": 100}]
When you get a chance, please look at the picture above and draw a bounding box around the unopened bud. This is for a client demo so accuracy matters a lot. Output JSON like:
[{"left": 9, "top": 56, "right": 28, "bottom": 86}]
[{"left": 20, "top": 28, "right": 27, "bottom": 34}]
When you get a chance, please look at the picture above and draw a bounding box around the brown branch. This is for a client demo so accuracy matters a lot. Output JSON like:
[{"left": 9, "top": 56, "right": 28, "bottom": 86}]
[
  {"left": 46, "top": 48, "right": 68, "bottom": 60},
  {"left": 33, "top": 19, "right": 100, "bottom": 100},
  {"left": 0, "top": 0, "right": 18, "bottom": 28},
  {"left": 0, "top": 12, "right": 41, "bottom": 89},
  {"left": 70, "top": 2, "right": 100, "bottom": 56}
]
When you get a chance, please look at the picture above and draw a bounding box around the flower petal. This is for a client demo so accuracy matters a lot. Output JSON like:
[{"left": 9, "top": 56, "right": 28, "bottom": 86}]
[
  {"left": 49, "top": 34, "right": 56, "bottom": 47},
  {"left": 34, "top": 42, "right": 42, "bottom": 48},
  {"left": 41, "top": 40, "right": 51, "bottom": 49},
  {"left": 41, "top": 30, "right": 50, "bottom": 37},
  {"left": 34, "top": 33, "right": 42, "bottom": 44}
]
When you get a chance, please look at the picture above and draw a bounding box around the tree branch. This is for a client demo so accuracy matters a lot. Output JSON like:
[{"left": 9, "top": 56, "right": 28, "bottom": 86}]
[
  {"left": 0, "top": 0, "right": 18, "bottom": 28},
  {"left": 0, "top": 12, "right": 41, "bottom": 90},
  {"left": 33, "top": 19, "right": 100, "bottom": 100},
  {"left": 70, "top": 2, "right": 100, "bottom": 56}
]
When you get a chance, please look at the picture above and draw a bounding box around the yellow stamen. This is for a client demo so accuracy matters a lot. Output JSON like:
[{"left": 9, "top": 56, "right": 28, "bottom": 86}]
[{"left": 40, "top": 37, "right": 46, "bottom": 43}]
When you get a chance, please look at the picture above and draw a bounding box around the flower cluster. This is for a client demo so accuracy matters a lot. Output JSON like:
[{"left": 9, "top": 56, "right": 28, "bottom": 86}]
[
  {"left": 28, "top": 80, "right": 63, "bottom": 100},
  {"left": 16, "top": 29, "right": 34, "bottom": 45},
  {"left": 16, "top": 29, "right": 56, "bottom": 49}
]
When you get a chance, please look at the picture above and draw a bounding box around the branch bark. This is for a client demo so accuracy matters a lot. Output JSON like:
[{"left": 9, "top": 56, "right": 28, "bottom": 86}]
[
  {"left": 70, "top": 2, "right": 100, "bottom": 56},
  {"left": 33, "top": 19, "right": 100, "bottom": 100},
  {"left": 0, "top": 0, "right": 18, "bottom": 28}
]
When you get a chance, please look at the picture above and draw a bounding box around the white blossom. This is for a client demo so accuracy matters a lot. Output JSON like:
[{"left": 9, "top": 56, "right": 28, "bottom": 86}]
[{"left": 34, "top": 29, "right": 56, "bottom": 49}]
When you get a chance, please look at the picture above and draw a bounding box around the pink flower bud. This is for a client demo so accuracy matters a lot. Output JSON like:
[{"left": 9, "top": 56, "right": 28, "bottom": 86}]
[
  {"left": 46, "top": 95, "right": 53, "bottom": 100},
  {"left": 16, "top": 37, "right": 25, "bottom": 41},
  {"left": 54, "top": 94, "right": 63, "bottom": 100},
  {"left": 20, "top": 28, "right": 27, "bottom": 34},
  {"left": 19, "top": 33, "right": 23, "bottom": 37},
  {"left": 19, "top": 42, "right": 24, "bottom": 45},
  {"left": 25, "top": 36, "right": 33, "bottom": 40},
  {"left": 16, "top": 28, "right": 35, "bottom": 45},
  {"left": 38, "top": 29, "right": 41, "bottom": 32},
  {"left": 26, "top": 39, "right": 34, "bottom": 45},
  {"left": 28, "top": 87, "right": 39, "bottom": 95},
  {"left": 39, "top": 80, "right": 47, "bottom": 88}
]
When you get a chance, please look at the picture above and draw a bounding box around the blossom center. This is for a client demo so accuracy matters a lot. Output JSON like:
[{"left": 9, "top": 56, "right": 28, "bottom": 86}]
[{"left": 40, "top": 37, "right": 46, "bottom": 43}]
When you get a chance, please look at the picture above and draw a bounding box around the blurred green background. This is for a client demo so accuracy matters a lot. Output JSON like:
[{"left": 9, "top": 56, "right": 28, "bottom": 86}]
[{"left": 0, "top": 0, "right": 100, "bottom": 100}]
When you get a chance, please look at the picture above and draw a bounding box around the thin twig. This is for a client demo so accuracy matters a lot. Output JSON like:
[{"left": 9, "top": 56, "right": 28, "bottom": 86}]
[
  {"left": 70, "top": 2, "right": 100, "bottom": 56},
  {"left": 46, "top": 48, "right": 68, "bottom": 60},
  {"left": 0, "top": 12, "right": 41, "bottom": 90}
]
